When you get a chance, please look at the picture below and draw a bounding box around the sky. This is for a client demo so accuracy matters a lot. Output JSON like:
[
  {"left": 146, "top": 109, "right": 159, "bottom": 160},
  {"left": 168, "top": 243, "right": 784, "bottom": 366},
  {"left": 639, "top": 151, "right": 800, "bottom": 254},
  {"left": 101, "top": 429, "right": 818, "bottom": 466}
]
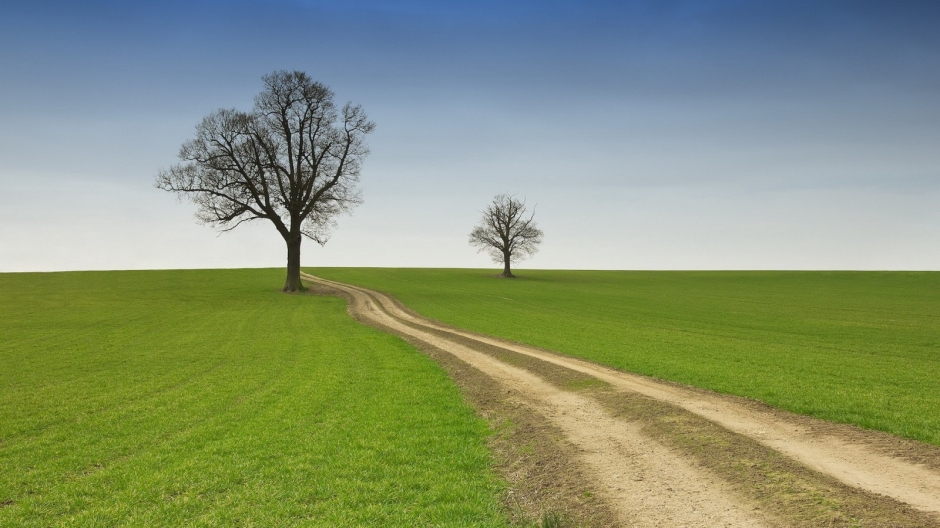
[{"left": 1, "top": 0, "right": 939, "bottom": 272}]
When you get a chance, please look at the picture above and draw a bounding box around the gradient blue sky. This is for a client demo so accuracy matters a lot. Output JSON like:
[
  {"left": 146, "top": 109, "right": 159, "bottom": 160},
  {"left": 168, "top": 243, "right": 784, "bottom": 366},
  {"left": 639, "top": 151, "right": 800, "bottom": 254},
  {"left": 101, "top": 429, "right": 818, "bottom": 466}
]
[{"left": 2, "top": 0, "right": 939, "bottom": 271}]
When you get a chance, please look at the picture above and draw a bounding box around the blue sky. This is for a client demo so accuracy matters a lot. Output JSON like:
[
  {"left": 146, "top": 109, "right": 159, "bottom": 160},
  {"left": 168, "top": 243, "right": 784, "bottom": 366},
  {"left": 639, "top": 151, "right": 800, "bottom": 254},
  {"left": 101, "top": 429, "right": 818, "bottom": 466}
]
[{"left": 2, "top": 0, "right": 939, "bottom": 271}]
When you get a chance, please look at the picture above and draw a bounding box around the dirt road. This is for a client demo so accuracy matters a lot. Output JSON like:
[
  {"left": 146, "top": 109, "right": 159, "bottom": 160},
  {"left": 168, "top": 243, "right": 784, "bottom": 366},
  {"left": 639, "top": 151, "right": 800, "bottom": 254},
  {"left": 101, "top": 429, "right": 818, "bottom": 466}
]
[{"left": 303, "top": 272, "right": 940, "bottom": 527}]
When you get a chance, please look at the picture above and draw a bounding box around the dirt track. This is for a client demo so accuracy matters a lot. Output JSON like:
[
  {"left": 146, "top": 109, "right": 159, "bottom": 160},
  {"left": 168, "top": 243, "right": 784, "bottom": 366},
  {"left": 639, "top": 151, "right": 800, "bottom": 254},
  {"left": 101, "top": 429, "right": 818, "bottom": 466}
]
[{"left": 303, "top": 272, "right": 940, "bottom": 527}]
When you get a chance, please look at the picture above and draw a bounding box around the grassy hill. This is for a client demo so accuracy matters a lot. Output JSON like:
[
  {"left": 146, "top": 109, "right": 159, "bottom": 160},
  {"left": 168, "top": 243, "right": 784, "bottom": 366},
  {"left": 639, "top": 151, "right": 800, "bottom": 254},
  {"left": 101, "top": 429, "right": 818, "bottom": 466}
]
[
  {"left": 0, "top": 269, "right": 505, "bottom": 527},
  {"left": 313, "top": 268, "right": 940, "bottom": 446}
]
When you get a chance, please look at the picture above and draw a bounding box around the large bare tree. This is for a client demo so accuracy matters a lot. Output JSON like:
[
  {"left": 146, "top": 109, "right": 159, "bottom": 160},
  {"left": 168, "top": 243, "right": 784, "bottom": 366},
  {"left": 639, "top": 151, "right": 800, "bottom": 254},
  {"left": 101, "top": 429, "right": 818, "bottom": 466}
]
[
  {"left": 156, "top": 71, "right": 374, "bottom": 292},
  {"left": 469, "top": 194, "right": 544, "bottom": 278}
]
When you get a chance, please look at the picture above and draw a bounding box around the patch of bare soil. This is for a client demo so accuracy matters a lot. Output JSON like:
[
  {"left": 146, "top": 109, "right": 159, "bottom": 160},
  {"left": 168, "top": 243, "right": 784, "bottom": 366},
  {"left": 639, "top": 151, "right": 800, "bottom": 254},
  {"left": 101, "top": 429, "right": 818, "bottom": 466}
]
[{"left": 303, "top": 273, "right": 940, "bottom": 527}]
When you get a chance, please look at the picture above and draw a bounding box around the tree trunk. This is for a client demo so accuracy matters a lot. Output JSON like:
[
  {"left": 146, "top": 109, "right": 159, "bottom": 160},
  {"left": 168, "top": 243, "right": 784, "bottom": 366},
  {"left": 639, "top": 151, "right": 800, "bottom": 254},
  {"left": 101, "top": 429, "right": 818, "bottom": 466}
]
[
  {"left": 283, "top": 235, "right": 304, "bottom": 292},
  {"left": 501, "top": 252, "right": 515, "bottom": 278}
]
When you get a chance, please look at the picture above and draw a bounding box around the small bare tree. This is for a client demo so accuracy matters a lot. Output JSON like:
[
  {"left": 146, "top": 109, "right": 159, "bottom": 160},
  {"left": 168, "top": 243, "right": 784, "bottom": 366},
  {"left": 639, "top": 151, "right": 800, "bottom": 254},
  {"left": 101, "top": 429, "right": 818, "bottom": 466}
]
[
  {"left": 156, "top": 70, "right": 374, "bottom": 292},
  {"left": 469, "top": 194, "right": 544, "bottom": 278}
]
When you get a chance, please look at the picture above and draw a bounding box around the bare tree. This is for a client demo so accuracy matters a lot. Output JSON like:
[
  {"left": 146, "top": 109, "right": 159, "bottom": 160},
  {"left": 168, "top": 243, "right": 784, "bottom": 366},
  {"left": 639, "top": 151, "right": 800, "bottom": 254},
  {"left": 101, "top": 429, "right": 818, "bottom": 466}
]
[
  {"left": 156, "top": 71, "right": 374, "bottom": 292},
  {"left": 469, "top": 194, "right": 544, "bottom": 278}
]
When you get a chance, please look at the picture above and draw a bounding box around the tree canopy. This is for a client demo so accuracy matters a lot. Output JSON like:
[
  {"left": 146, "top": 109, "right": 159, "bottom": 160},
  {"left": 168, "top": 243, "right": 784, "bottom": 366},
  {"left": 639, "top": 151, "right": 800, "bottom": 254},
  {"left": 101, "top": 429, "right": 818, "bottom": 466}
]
[
  {"left": 469, "top": 194, "right": 543, "bottom": 278},
  {"left": 156, "top": 70, "right": 374, "bottom": 291}
]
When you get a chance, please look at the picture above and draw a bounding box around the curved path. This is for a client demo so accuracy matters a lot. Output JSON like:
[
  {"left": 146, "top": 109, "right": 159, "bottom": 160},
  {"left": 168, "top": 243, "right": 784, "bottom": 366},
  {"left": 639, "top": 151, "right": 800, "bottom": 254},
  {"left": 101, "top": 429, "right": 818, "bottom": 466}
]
[{"left": 303, "top": 272, "right": 940, "bottom": 523}]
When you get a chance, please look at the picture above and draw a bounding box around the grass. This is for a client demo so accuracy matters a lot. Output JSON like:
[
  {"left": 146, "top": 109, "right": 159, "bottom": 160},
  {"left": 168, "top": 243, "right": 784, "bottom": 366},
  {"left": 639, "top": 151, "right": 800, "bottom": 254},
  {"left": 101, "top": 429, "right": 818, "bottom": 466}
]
[
  {"left": 311, "top": 268, "right": 940, "bottom": 446},
  {"left": 0, "top": 268, "right": 506, "bottom": 527}
]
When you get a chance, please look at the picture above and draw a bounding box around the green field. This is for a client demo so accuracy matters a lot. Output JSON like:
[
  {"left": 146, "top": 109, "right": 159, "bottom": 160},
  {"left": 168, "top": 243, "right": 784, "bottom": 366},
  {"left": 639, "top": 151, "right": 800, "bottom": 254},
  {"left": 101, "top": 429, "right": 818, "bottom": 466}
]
[
  {"left": 313, "top": 268, "right": 940, "bottom": 446},
  {"left": 0, "top": 269, "right": 505, "bottom": 527}
]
